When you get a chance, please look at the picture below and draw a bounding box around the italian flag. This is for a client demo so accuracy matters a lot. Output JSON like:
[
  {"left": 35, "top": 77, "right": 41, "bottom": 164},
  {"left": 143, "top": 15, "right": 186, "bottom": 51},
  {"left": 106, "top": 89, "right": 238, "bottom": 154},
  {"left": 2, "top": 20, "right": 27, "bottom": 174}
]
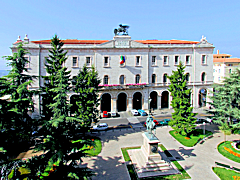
[{"left": 120, "top": 55, "right": 125, "bottom": 64}]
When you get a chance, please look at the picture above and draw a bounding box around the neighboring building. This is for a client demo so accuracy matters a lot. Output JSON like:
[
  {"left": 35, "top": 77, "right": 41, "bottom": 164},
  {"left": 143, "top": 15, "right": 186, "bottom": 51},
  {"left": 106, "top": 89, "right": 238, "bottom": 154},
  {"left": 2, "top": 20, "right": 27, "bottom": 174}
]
[
  {"left": 11, "top": 33, "right": 214, "bottom": 117},
  {"left": 213, "top": 50, "right": 240, "bottom": 84}
]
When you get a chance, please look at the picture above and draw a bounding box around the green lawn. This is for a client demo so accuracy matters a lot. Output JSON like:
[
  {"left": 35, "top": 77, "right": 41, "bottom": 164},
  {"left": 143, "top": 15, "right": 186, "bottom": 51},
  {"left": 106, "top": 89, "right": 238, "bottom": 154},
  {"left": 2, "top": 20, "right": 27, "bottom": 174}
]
[
  {"left": 121, "top": 146, "right": 191, "bottom": 180},
  {"left": 169, "top": 129, "right": 213, "bottom": 147},
  {"left": 218, "top": 141, "right": 240, "bottom": 163},
  {"left": 212, "top": 167, "right": 240, "bottom": 180}
]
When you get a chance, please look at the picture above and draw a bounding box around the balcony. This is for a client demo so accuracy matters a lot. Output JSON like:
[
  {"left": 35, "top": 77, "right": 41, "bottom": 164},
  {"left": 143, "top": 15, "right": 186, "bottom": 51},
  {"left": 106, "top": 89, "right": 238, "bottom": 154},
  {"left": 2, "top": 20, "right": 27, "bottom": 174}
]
[{"left": 99, "top": 83, "right": 147, "bottom": 90}]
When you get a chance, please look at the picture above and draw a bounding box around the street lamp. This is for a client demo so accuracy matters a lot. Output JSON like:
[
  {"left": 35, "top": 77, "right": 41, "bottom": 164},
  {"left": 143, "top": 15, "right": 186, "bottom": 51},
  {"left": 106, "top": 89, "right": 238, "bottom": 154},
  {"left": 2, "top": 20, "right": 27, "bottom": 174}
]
[
  {"left": 203, "top": 122, "right": 206, "bottom": 137},
  {"left": 149, "top": 97, "right": 152, "bottom": 114}
]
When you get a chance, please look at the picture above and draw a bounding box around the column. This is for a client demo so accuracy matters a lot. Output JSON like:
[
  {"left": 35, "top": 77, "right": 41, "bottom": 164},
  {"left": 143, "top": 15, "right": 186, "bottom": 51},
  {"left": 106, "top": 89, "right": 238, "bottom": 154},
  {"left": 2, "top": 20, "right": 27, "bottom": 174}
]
[
  {"left": 112, "top": 98, "right": 117, "bottom": 112},
  {"left": 127, "top": 97, "right": 132, "bottom": 111},
  {"left": 158, "top": 95, "right": 161, "bottom": 109}
]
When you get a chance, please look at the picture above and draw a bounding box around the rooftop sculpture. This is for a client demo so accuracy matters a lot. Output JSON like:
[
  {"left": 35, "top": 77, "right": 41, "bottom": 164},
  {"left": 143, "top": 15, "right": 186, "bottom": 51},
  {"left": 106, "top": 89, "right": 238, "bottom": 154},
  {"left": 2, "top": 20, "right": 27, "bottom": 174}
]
[{"left": 114, "top": 24, "right": 130, "bottom": 36}]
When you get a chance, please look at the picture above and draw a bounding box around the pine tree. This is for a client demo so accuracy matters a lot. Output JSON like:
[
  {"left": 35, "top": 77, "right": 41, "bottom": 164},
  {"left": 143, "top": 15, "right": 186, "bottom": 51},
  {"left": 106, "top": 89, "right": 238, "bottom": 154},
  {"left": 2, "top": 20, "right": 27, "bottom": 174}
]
[
  {"left": 72, "top": 64, "right": 100, "bottom": 132},
  {"left": 41, "top": 35, "right": 67, "bottom": 120},
  {"left": 168, "top": 62, "right": 197, "bottom": 136},
  {"left": 208, "top": 68, "right": 240, "bottom": 135},
  {"left": 0, "top": 42, "right": 37, "bottom": 159},
  {"left": 33, "top": 36, "right": 94, "bottom": 179}
]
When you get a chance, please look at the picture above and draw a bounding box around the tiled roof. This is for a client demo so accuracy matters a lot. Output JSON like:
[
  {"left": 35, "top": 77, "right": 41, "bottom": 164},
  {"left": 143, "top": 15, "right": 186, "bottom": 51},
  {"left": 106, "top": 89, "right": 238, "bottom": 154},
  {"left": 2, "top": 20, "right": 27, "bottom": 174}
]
[
  {"left": 213, "top": 58, "right": 240, "bottom": 63},
  {"left": 135, "top": 40, "right": 199, "bottom": 44},
  {"left": 213, "top": 54, "right": 231, "bottom": 57},
  {"left": 15, "top": 39, "right": 199, "bottom": 45},
  {"left": 30, "top": 39, "right": 109, "bottom": 44}
]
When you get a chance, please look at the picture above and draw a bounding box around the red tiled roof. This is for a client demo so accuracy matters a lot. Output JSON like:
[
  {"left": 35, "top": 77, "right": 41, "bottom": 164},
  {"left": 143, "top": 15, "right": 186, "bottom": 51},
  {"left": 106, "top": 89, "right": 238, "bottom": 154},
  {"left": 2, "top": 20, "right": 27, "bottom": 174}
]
[
  {"left": 14, "top": 39, "right": 199, "bottom": 45},
  {"left": 30, "top": 39, "right": 109, "bottom": 44},
  {"left": 213, "top": 58, "right": 240, "bottom": 63},
  {"left": 135, "top": 40, "right": 199, "bottom": 44}
]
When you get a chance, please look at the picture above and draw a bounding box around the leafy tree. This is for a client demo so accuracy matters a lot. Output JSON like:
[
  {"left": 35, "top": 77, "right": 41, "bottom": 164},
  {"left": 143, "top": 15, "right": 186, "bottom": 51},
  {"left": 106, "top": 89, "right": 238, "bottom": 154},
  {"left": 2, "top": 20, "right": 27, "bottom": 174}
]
[
  {"left": 41, "top": 34, "right": 67, "bottom": 120},
  {"left": 208, "top": 68, "right": 240, "bottom": 135},
  {"left": 72, "top": 64, "right": 101, "bottom": 133},
  {"left": 167, "top": 62, "right": 197, "bottom": 136}
]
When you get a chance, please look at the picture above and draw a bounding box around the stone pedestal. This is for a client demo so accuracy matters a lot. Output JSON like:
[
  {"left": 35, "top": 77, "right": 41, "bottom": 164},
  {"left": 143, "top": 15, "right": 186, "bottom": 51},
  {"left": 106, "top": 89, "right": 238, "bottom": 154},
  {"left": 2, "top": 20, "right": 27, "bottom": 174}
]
[
  {"left": 142, "top": 132, "right": 162, "bottom": 161},
  {"left": 127, "top": 132, "right": 179, "bottom": 178}
]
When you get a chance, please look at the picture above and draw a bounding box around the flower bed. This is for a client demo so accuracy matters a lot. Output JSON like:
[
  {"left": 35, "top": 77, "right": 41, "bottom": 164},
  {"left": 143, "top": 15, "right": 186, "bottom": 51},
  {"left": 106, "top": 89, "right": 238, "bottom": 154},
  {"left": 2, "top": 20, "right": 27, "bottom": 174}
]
[{"left": 218, "top": 141, "right": 240, "bottom": 163}]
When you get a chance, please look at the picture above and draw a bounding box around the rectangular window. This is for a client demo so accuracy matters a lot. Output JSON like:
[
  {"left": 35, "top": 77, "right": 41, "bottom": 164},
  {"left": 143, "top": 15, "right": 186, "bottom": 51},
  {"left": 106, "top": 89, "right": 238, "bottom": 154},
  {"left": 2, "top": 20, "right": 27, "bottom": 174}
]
[
  {"left": 163, "top": 56, "right": 168, "bottom": 65},
  {"left": 72, "top": 57, "right": 78, "bottom": 67},
  {"left": 175, "top": 56, "right": 179, "bottom": 65},
  {"left": 104, "top": 56, "right": 109, "bottom": 67},
  {"left": 86, "top": 57, "right": 91, "bottom": 67},
  {"left": 202, "top": 55, "right": 206, "bottom": 64},
  {"left": 136, "top": 56, "right": 141, "bottom": 66},
  {"left": 24, "top": 57, "right": 30, "bottom": 68},
  {"left": 152, "top": 56, "right": 156, "bottom": 66},
  {"left": 185, "top": 55, "right": 190, "bottom": 65},
  {"left": 219, "top": 69, "right": 220, "bottom": 73},
  {"left": 228, "top": 64, "right": 233, "bottom": 66},
  {"left": 229, "top": 69, "right": 232, "bottom": 73}
]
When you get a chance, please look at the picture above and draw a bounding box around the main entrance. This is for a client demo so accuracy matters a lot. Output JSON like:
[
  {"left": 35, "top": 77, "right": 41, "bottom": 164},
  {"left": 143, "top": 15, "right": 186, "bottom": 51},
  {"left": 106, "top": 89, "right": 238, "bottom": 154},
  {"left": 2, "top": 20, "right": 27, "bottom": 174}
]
[
  {"left": 161, "top": 91, "right": 169, "bottom": 108},
  {"left": 133, "top": 92, "right": 142, "bottom": 110},
  {"left": 150, "top": 91, "right": 158, "bottom": 109},
  {"left": 199, "top": 89, "right": 207, "bottom": 107},
  {"left": 117, "top": 93, "right": 127, "bottom": 112},
  {"left": 101, "top": 93, "right": 111, "bottom": 112}
]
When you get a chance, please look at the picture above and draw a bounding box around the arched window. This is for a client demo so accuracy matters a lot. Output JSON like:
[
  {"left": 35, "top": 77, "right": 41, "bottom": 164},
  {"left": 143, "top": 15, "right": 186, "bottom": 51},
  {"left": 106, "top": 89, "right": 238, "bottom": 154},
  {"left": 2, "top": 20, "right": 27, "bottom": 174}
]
[
  {"left": 152, "top": 74, "right": 156, "bottom": 83},
  {"left": 119, "top": 75, "right": 124, "bottom": 85},
  {"left": 104, "top": 75, "right": 109, "bottom": 84},
  {"left": 163, "top": 73, "right": 167, "bottom": 83},
  {"left": 201, "top": 72, "right": 206, "bottom": 82},
  {"left": 186, "top": 73, "right": 190, "bottom": 82},
  {"left": 135, "top": 74, "right": 140, "bottom": 84}
]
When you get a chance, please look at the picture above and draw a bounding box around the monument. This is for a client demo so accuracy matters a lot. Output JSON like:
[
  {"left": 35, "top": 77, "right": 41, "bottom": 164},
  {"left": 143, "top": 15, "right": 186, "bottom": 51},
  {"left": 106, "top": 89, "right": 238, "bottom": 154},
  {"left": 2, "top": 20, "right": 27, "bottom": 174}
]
[{"left": 127, "top": 115, "right": 179, "bottom": 178}]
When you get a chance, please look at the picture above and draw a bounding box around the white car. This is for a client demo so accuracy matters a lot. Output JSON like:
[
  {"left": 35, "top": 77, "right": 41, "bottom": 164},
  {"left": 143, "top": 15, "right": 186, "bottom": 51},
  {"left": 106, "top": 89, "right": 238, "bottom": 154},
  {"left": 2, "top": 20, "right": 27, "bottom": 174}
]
[
  {"left": 93, "top": 123, "right": 108, "bottom": 131},
  {"left": 206, "top": 118, "right": 212, "bottom": 123},
  {"left": 131, "top": 109, "right": 139, "bottom": 116},
  {"left": 111, "top": 111, "right": 117, "bottom": 117}
]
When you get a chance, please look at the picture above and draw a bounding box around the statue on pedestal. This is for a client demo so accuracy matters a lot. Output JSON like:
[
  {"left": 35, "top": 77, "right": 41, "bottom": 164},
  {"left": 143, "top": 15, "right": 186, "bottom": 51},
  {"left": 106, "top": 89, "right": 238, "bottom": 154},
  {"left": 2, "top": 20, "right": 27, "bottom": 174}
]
[{"left": 145, "top": 114, "right": 156, "bottom": 139}]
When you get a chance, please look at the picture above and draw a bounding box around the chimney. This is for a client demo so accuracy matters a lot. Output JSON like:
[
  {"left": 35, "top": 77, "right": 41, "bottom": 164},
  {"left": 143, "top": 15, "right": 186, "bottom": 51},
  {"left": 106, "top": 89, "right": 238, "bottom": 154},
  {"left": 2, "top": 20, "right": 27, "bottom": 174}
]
[
  {"left": 217, "top": 50, "right": 219, "bottom": 54},
  {"left": 24, "top": 34, "right": 29, "bottom": 43},
  {"left": 17, "top": 36, "right": 21, "bottom": 41}
]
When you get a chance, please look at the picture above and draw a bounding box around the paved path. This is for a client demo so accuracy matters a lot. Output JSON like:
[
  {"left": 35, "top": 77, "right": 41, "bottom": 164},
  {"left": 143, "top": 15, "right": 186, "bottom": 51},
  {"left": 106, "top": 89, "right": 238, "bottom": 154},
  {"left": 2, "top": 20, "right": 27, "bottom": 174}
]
[{"left": 83, "top": 124, "right": 240, "bottom": 180}]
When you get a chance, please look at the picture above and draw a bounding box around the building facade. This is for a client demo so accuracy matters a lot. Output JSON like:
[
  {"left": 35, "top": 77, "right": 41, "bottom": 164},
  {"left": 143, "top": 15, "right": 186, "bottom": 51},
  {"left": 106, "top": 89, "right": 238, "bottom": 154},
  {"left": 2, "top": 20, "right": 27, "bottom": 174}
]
[
  {"left": 11, "top": 34, "right": 214, "bottom": 117},
  {"left": 213, "top": 50, "right": 240, "bottom": 84}
]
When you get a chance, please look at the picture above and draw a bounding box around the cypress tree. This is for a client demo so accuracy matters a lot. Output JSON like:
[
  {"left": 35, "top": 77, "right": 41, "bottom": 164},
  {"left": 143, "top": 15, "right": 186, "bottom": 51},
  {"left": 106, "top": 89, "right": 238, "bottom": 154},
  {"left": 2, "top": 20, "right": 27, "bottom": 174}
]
[{"left": 168, "top": 62, "right": 197, "bottom": 136}]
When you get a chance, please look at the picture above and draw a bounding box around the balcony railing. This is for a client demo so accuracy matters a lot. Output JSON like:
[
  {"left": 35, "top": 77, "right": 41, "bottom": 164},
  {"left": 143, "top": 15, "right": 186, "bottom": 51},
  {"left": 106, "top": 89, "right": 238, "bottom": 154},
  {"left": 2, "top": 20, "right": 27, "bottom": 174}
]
[{"left": 99, "top": 81, "right": 213, "bottom": 90}]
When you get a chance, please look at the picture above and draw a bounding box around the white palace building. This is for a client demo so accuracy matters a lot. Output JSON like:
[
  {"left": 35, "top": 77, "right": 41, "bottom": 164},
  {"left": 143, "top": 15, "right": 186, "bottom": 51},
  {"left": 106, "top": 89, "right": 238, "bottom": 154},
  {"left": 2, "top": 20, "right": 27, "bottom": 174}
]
[{"left": 11, "top": 31, "right": 214, "bottom": 117}]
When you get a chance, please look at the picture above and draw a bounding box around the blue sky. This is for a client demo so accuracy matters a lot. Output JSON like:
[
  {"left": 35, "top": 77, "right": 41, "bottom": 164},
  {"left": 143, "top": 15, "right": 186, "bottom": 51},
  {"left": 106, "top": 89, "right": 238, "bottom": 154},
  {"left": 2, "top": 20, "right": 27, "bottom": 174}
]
[{"left": 1, "top": 0, "right": 240, "bottom": 70}]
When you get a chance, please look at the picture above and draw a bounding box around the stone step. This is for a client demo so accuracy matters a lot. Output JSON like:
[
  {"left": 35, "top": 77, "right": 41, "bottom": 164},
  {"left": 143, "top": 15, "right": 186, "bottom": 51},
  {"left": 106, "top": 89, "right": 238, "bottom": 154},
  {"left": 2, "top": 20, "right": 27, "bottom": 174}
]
[
  {"left": 145, "top": 163, "right": 170, "bottom": 169},
  {"left": 141, "top": 166, "right": 172, "bottom": 173},
  {"left": 146, "top": 160, "right": 166, "bottom": 165},
  {"left": 138, "top": 169, "right": 179, "bottom": 178}
]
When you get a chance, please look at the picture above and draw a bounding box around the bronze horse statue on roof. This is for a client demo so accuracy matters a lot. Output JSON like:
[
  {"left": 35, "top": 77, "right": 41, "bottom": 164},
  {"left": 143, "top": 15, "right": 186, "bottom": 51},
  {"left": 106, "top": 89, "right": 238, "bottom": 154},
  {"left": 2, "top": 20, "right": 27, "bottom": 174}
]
[{"left": 114, "top": 24, "right": 130, "bottom": 36}]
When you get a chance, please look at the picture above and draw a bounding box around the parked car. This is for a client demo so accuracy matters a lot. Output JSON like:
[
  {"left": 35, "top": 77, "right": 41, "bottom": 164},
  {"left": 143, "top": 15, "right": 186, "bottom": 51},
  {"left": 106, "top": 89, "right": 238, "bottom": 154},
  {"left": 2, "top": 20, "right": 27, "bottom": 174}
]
[
  {"left": 206, "top": 118, "right": 213, "bottom": 123},
  {"left": 158, "top": 119, "right": 170, "bottom": 126},
  {"left": 103, "top": 111, "right": 108, "bottom": 118},
  {"left": 131, "top": 109, "right": 139, "bottom": 116},
  {"left": 111, "top": 111, "right": 117, "bottom": 117},
  {"left": 93, "top": 123, "right": 108, "bottom": 131},
  {"left": 195, "top": 118, "right": 209, "bottom": 124},
  {"left": 138, "top": 109, "right": 147, "bottom": 116},
  {"left": 144, "top": 120, "right": 159, "bottom": 126}
]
